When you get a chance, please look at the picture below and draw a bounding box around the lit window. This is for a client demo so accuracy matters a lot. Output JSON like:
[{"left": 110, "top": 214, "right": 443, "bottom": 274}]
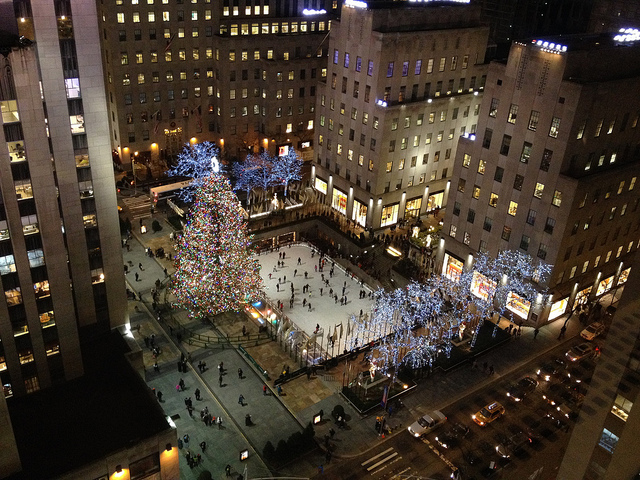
[
  {"left": 549, "top": 116, "right": 561, "bottom": 138},
  {"left": 508, "top": 201, "right": 518, "bottom": 216},
  {"left": 534, "top": 183, "right": 544, "bottom": 199},
  {"left": 552, "top": 190, "right": 562, "bottom": 207}
]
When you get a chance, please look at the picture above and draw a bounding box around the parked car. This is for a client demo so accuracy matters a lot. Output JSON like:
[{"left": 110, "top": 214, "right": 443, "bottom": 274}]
[
  {"left": 407, "top": 410, "right": 446, "bottom": 437},
  {"left": 506, "top": 376, "right": 539, "bottom": 402},
  {"left": 580, "top": 322, "right": 605, "bottom": 341},
  {"left": 565, "top": 342, "right": 598, "bottom": 362},
  {"left": 472, "top": 401, "right": 505, "bottom": 426}
]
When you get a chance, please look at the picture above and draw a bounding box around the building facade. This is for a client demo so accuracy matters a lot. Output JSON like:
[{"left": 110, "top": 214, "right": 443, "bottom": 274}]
[
  {"left": 439, "top": 32, "right": 640, "bottom": 325},
  {"left": 98, "top": 0, "right": 337, "bottom": 171},
  {"left": 312, "top": 1, "right": 488, "bottom": 230}
]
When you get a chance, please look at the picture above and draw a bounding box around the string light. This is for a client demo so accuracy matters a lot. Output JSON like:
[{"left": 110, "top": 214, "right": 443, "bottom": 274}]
[
  {"left": 166, "top": 141, "right": 221, "bottom": 202},
  {"left": 172, "top": 172, "right": 262, "bottom": 318},
  {"left": 346, "top": 251, "right": 550, "bottom": 373}
]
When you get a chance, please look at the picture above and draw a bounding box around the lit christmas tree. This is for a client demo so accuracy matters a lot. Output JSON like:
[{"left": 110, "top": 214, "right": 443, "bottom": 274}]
[{"left": 172, "top": 171, "right": 263, "bottom": 318}]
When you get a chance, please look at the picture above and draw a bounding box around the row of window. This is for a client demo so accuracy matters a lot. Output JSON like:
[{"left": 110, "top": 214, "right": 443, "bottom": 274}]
[
  {"left": 562, "top": 240, "right": 639, "bottom": 285},
  {"left": 457, "top": 176, "right": 562, "bottom": 209},
  {"left": 576, "top": 113, "right": 640, "bottom": 140}
]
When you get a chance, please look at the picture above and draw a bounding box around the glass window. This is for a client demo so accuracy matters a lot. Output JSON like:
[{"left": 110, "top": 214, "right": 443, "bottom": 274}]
[{"left": 528, "top": 110, "right": 540, "bottom": 131}]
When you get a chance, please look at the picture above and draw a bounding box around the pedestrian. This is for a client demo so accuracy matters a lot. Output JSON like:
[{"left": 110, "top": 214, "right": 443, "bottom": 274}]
[
  {"left": 283, "top": 275, "right": 286, "bottom": 282},
  {"left": 308, "top": 302, "right": 312, "bottom": 311},
  {"left": 303, "top": 298, "right": 307, "bottom": 307},
  {"left": 183, "top": 434, "right": 190, "bottom": 445},
  {"left": 187, "top": 405, "right": 194, "bottom": 417},
  {"left": 238, "top": 368, "right": 243, "bottom": 379},
  {"left": 153, "top": 362, "right": 160, "bottom": 372},
  {"left": 135, "top": 272, "right": 139, "bottom": 282},
  {"left": 534, "top": 328, "right": 540, "bottom": 339},
  {"left": 217, "top": 416, "right": 222, "bottom": 429},
  {"left": 218, "top": 362, "right": 224, "bottom": 373},
  {"left": 200, "top": 441, "right": 207, "bottom": 452},
  {"left": 238, "top": 394, "right": 245, "bottom": 405},
  {"left": 297, "top": 257, "right": 301, "bottom": 265},
  {"left": 305, "top": 271, "right": 308, "bottom": 279},
  {"left": 489, "top": 365, "right": 495, "bottom": 375},
  {"left": 138, "top": 262, "right": 143, "bottom": 270},
  {"left": 195, "top": 388, "right": 201, "bottom": 400},
  {"left": 263, "top": 385, "right": 268, "bottom": 396},
  {"left": 277, "top": 385, "right": 283, "bottom": 396},
  {"left": 242, "top": 325, "right": 247, "bottom": 336},
  {"left": 219, "top": 374, "right": 223, "bottom": 387},
  {"left": 179, "top": 378, "right": 185, "bottom": 391},
  {"left": 294, "top": 269, "right": 297, "bottom": 277},
  {"left": 320, "top": 287, "right": 323, "bottom": 296},
  {"left": 157, "top": 390, "right": 163, "bottom": 402},
  {"left": 164, "top": 267, "right": 168, "bottom": 277},
  {"left": 225, "top": 465, "right": 232, "bottom": 477}
]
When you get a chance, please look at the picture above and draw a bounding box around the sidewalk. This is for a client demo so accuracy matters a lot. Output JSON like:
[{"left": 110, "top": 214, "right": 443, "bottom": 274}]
[{"left": 118, "top": 193, "right": 622, "bottom": 478}]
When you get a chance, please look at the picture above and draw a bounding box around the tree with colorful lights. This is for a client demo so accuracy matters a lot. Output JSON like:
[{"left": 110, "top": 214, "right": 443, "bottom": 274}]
[
  {"left": 271, "top": 147, "right": 303, "bottom": 197},
  {"left": 166, "top": 141, "right": 221, "bottom": 201},
  {"left": 172, "top": 172, "right": 262, "bottom": 318}
]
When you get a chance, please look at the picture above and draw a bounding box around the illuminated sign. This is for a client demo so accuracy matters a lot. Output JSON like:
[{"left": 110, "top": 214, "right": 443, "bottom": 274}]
[
  {"left": 375, "top": 99, "right": 388, "bottom": 107},
  {"left": 345, "top": 0, "right": 367, "bottom": 8},
  {"left": 614, "top": 28, "right": 640, "bottom": 43},
  {"left": 532, "top": 39, "right": 567, "bottom": 54},
  {"left": 303, "top": 8, "right": 327, "bottom": 15},
  {"left": 314, "top": 177, "right": 327, "bottom": 195}
]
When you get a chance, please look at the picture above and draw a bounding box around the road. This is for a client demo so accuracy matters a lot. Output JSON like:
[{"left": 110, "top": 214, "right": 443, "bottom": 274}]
[{"left": 321, "top": 340, "right": 598, "bottom": 480}]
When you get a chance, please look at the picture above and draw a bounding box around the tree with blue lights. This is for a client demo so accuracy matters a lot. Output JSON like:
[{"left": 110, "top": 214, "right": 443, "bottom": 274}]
[
  {"left": 231, "top": 154, "right": 263, "bottom": 206},
  {"left": 271, "top": 147, "right": 303, "bottom": 197},
  {"left": 346, "top": 251, "right": 550, "bottom": 373},
  {"left": 166, "top": 141, "right": 221, "bottom": 201}
]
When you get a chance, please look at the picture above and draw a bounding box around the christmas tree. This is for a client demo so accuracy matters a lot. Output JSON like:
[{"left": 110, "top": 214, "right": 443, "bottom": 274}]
[{"left": 172, "top": 172, "right": 262, "bottom": 318}]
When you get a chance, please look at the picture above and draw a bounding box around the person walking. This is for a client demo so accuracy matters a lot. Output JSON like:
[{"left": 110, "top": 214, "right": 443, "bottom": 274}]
[
  {"left": 135, "top": 272, "right": 139, "bottom": 282},
  {"left": 138, "top": 262, "right": 143, "bottom": 270},
  {"left": 200, "top": 441, "right": 207, "bottom": 453},
  {"left": 238, "top": 368, "right": 243, "bottom": 379},
  {"left": 263, "top": 385, "right": 268, "bottom": 396},
  {"left": 534, "top": 328, "right": 540, "bottom": 339},
  {"left": 238, "top": 394, "right": 245, "bottom": 405},
  {"left": 157, "top": 390, "right": 163, "bottom": 402},
  {"left": 195, "top": 388, "right": 201, "bottom": 400},
  {"left": 217, "top": 416, "right": 222, "bottom": 429},
  {"left": 225, "top": 465, "right": 232, "bottom": 477},
  {"left": 179, "top": 378, "right": 185, "bottom": 391},
  {"left": 219, "top": 374, "right": 223, "bottom": 387}
]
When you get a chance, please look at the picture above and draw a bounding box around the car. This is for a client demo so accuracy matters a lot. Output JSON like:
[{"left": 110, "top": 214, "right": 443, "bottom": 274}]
[
  {"left": 565, "top": 342, "right": 598, "bottom": 362},
  {"left": 506, "top": 376, "right": 539, "bottom": 402},
  {"left": 580, "top": 322, "right": 605, "bottom": 341},
  {"left": 472, "top": 402, "right": 505, "bottom": 426},
  {"left": 536, "top": 358, "right": 567, "bottom": 381},
  {"left": 495, "top": 431, "right": 531, "bottom": 458},
  {"left": 542, "top": 383, "right": 567, "bottom": 407},
  {"left": 407, "top": 410, "right": 446, "bottom": 437},
  {"left": 434, "top": 422, "right": 469, "bottom": 449}
]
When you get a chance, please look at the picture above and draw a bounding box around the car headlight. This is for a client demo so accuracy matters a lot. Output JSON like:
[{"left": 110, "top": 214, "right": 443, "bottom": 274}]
[
  {"left": 506, "top": 392, "right": 511, "bottom": 397},
  {"left": 472, "top": 414, "right": 476, "bottom": 419}
]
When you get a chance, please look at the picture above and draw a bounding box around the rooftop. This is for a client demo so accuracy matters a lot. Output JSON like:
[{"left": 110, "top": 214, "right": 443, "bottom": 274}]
[{"left": 6, "top": 331, "right": 170, "bottom": 479}]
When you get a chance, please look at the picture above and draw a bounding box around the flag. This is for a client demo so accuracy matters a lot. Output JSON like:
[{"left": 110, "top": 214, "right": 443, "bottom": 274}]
[
  {"left": 191, "top": 104, "right": 202, "bottom": 130},
  {"left": 346, "top": 319, "right": 351, "bottom": 337},
  {"left": 153, "top": 110, "right": 161, "bottom": 135},
  {"left": 339, "top": 322, "right": 343, "bottom": 339},
  {"left": 164, "top": 33, "right": 176, "bottom": 53},
  {"left": 332, "top": 327, "right": 337, "bottom": 343}
]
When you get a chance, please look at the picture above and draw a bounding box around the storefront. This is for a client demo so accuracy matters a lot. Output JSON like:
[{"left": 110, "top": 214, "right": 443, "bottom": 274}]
[
  {"left": 314, "top": 177, "right": 327, "bottom": 195},
  {"left": 442, "top": 252, "right": 463, "bottom": 282},
  {"left": 506, "top": 291, "right": 531, "bottom": 320},
  {"left": 596, "top": 275, "right": 615, "bottom": 296},
  {"left": 331, "top": 187, "right": 347, "bottom": 215},
  {"left": 617, "top": 267, "right": 631, "bottom": 285},
  {"left": 470, "top": 271, "right": 496, "bottom": 301},
  {"left": 404, "top": 197, "right": 422, "bottom": 219},
  {"left": 575, "top": 286, "right": 592, "bottom": 305},
  {"left": 352, "top": 199, "right": 367, "bottom": 227},
  {"left": 548, "top": 297, "right": 568, "bottom": 321},
  {"left": 427, "top": 191, "right": 444, "bottom": 211},
  {"left": 380, "top": 203, "right": 399, "bottom": 227}
]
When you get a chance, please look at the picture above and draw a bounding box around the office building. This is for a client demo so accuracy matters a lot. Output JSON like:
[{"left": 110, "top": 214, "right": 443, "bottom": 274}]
[
  {"left": 98, "top": 0, "right": 336, "bottom": 172},
  {"left": 1, "top": 2, "right": 174, "bottom": 478},
  {"left": 439, "top": 31, "right": 640, "bottom": 325},
  {"left": 557, "top": 249, "right": 640, "bottom": 478},
  {"left": 312, "top": 0, "right": 489, "bottom": 230}
]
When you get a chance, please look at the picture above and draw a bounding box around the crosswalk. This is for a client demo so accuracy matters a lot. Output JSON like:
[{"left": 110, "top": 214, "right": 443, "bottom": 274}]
[
  {"left": 361, "top": 447, "right": 409, "bottom": 477},
  {"left": 122, "top": 195, "right": 152, "bottom": 221}
]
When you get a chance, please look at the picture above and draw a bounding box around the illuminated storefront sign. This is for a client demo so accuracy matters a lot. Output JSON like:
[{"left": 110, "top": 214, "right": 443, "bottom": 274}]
[
  {"left": 332, "top": 188, "right": 347, "bottom": 215},
  {"left": 302, "top": 8, "right": 327, "bottom": 15},
  {"left": 380, "top": 203, "right": 398, "bottom": 227},
  {"left": 506, "top": 291, "right": 530, "bottom": 319},
  {"left": 549, "top": 297, "right": 568, "bottom": 321},
  {"left": 442, "top": 253, "right": 463, "bottom": 282},
  {"left": 427, "top": 191, "right": 444, "bottom": 210},
  {"left": 405, "top": 197, "right": 422, "bottom": 219},
  {"left": 345, "top": 0, "right": 367, "bottom": 8},
  {"left": 575, "top": 286, "right": 592, "bottom": 305},
  {"left": 596, "top": 275, "right": 614, "bottom": 296},
  {"left": 470, "top": 271, "right": 496, "bottom": 301},
  {"left": 352, "top": 200, "right": 367, "bottom": 227},
  {"left": 314, "top": 177, "right": 327, "bottom": 195},
  {"left": 617, "top": 267, "right": 631, "bottom": 285}
]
